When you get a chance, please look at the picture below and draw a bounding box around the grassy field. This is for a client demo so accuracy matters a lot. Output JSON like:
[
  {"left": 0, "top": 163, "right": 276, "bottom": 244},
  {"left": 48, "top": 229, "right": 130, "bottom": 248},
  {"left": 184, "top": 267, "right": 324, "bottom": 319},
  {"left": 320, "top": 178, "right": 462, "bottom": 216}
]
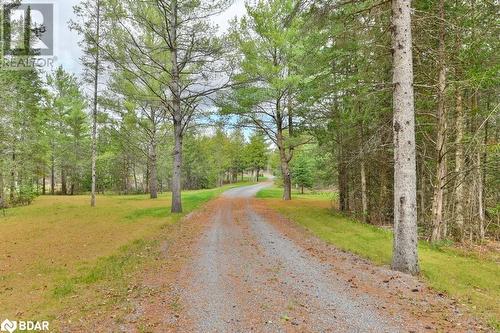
[
  {"left": 0, "top": 183, "right": 251, "bottom": 322},
  {"left": 257, "top": 187, "right": 500, "bottom": 328}
]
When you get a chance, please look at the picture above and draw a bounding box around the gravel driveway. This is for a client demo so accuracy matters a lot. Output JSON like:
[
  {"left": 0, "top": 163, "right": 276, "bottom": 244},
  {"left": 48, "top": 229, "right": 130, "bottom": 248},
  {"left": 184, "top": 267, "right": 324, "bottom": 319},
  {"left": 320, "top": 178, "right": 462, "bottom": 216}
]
[
  {"left": 59, "top": 184, "right": 490, "bottom": 332},
  {"left": 172, "top": 184, "right": 478, "bottom": 332}
]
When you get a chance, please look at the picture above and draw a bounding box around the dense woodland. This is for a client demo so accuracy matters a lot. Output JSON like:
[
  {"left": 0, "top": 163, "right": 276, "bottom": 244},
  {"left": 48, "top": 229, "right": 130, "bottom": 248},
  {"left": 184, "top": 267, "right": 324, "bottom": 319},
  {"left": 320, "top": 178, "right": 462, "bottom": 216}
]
[{"left": 0, "top": 0, "right": 498, "bottom": 273}]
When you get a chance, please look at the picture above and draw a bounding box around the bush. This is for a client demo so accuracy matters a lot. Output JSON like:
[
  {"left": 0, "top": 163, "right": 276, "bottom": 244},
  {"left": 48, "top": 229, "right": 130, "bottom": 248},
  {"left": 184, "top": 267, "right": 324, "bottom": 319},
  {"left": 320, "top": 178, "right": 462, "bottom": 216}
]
[{"left": 9, "top": 185, "right": 37, "bottom": 207}]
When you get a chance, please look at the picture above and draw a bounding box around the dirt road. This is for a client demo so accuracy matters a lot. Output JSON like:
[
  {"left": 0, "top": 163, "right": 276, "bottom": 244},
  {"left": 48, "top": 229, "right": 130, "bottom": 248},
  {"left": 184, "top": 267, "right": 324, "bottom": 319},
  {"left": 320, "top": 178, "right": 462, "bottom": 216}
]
[{"left": 89, "top": 184, "right": 488, "bottom": 332}]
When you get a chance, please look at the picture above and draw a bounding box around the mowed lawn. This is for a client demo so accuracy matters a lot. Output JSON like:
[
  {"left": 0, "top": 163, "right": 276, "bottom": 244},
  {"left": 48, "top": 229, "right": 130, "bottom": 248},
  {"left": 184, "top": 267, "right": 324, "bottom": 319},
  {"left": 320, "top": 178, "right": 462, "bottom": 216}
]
[
  {"left": 0, "top": 184, "right": 247, "bottom": 321},
  {"left": 257, "top": 187, "right": 500, "bottom": 329}
]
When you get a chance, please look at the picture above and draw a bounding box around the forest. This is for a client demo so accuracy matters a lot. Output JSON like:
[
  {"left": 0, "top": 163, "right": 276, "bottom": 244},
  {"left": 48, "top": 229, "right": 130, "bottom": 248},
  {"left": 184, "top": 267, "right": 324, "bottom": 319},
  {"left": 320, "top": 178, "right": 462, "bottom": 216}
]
[{"left": 0, "top": 0, "right": 498, "bottom": 331}]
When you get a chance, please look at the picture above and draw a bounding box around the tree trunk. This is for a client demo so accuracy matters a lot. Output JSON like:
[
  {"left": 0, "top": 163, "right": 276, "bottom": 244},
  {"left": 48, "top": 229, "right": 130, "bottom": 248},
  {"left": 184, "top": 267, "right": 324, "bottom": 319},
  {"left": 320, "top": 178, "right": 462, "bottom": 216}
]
[
  {"left": 391, "top": 0, "right": 419, "bottom": 275},
  {"left": 145, "top": 160, "right": 150, "bottom": 194},
  {"left": 51, "top": 151, "right": 55, "bottom": 195},
  {"left": 479, "top": 115, "right": 488, "bottom": 241},
  {"left": 338, "top": 157, "right": 349, "bottom": 211},
  {"left": 275, "top": 105, "right": 292, "bottom": 201},
  {"left": 454, "top": 90, "right": 465, "bottom": 241},
  {"left": 281, "top": 156, "right": 292, "bottom": 200},
  {"left": 337, "top": 127, "right": 349, "bottom": 212},
  {"left": 277, "top": 129, "right": 291, "bottom": 200},
  {"left": 124, "top": 158, "right": 131, "bottom": 194},
  {"left": 476, "top": 151, "right": 485, "bottom": 240},
  {"left": 359, "top": 120, "right": 368, "bottom": 221},
  {"left": 42, "top": 175, "right": 46, "bottom": 195},
  {"left": 0, "top": 168, "right": 4, "bottom": 203},
  {"left": 169, "top": 0, "right": 183, "bottom": 213},
  {"left": 418, "top": 157, "right": 426, "bottom": 225},
  {"left": 171, "top": 120, "right": 183, "bottom": 212},
  {"left": 149, "top": 139, "right": 158, "bottom": 199},
  {"left": 361, "top": 158, "right": 368, "bottom": 222},
  {"left": 133, "top": 164, "right": 138, "bottom": 192},
  {"left": 61, "top": 168, "right": 67, "bottom": 195},
  {"left": 256, "top": 167, "right": 260, "bottom": 182},
  {"left": 430, "top": 0, "right": 447, "bottom": 243},
  {"left": 90, "top": 0, "right": 101, "bottom": 207},
  {"left": 10, "top": 150, "right": 15, "bottom": 201},
  {"left": 379, "top": 161, "right": 388, "bottom": 222}
]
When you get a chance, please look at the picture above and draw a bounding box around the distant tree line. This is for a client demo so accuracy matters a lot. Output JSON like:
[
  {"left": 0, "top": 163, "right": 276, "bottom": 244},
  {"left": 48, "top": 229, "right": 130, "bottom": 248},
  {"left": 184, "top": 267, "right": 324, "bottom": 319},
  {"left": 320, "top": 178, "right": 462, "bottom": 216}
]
[{"left": 0, "top": 64, "right": 269, "bottom": 199}]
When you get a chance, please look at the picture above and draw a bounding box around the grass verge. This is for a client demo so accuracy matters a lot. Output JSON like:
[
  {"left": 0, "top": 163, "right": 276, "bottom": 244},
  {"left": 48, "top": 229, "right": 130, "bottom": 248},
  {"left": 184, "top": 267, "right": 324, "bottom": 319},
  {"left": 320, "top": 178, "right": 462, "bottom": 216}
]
[{"left": 257, "top": 186, "right": 500, "bottom": 329}]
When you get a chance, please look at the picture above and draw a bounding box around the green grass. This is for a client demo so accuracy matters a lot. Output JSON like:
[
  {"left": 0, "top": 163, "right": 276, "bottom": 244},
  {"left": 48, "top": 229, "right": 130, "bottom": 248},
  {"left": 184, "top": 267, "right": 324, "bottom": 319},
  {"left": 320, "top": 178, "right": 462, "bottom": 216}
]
[
  {"left": 125, "top": 207, "right": 172, "bottom": 220},
  {"left": 53, "top": 239, "right": 156, "bottom": 298},
  {"left": 0, "top": 181, "right": 253, "bottom": 321},
  {"left": 257, "top": 186, "right": 500, "bottom": 329},
  {"left": 256, "top": 187, "right": 337, "bottom": 200}
]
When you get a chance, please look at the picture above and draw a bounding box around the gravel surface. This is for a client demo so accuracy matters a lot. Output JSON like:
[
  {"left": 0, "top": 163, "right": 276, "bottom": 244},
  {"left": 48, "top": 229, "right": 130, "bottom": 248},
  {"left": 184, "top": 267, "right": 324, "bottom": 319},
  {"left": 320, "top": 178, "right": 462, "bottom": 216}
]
[
  {"left": 177, "top": 184, "right": 410, "bottom": 332},
  {"left": 246, "top": 207, "right": 402, "bottom": 332}
]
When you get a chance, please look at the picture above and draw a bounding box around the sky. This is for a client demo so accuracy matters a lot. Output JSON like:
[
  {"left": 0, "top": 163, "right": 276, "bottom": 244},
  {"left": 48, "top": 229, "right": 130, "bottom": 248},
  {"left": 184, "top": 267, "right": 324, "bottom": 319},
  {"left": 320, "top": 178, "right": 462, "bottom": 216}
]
[{"left": 50, "top": 0, "right": 248, "bottom": 76}]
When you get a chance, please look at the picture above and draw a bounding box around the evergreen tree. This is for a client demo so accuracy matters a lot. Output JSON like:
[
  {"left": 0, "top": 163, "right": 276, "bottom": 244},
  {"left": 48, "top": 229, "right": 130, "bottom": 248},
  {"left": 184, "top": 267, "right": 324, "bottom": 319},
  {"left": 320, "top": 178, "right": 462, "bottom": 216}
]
[
  {"left": 245, "top": 131, "right": 269, "bottom": 182},
  {"left": 291, "top": 151, "right": 314, "bottom": 194}
]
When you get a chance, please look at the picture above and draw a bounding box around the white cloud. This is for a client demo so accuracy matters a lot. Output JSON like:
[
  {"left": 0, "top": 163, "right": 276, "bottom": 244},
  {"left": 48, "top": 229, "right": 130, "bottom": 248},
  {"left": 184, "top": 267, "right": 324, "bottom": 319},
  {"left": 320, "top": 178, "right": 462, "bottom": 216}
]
[
  {"left": 51, "top": 0, "right": 247, "bottom": 77},
  {"left": 212, "top": 0, "right": 247, "bottom": 32},
  {"left": 52, "top": 0, "right": 82, "bottom": 74}
]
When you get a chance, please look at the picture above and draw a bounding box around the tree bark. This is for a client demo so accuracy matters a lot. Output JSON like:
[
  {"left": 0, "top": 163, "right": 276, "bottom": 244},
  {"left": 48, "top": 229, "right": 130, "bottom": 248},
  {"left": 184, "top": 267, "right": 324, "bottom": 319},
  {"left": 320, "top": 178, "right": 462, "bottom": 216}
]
[
  {"left": 51, "top": 150, "right": 55, "bottom": 195},
  {"left": 277, "top": 127, "right": 292, "bottom": 201},
  {"left": 90, "top": 0, "right": 101, "bottom": 207},
  {"left": 133, "top": 164, "right": 138, "bottom": 192},
  {"left": 149, "top": 139, "right": 158, "bottom": 199},
  {"left": 275, "top": 97, "right": 292, "bottom": 201},
  {"left": 61, "top": 168, "right": 67, "bottom": 195},
  {"left": 479, "top": 114, "right": 488, "bottom": 241},
  {"left": 476, "top": 151, "right": 485, "bottom": 240},
  {"left": 361, "top": 158, "right": 368, "bottom": 222},
  {"left": 169, "top": 0, "right": 183, "bottom": 213},
  {"left": 418, "top": 157, "right": 426, "bottom": 225},
  {"left": 124, "top": 157, "right": 131, "bottom": 194},
  {"left": 338, "top": 155, "right": 349, "bottom": 211},
  {"left": 430, "top": 0, "right": 447, "bottom": 243},
  {"left": 42, "top": 175, "right": 46, "bottom": 195},
  {"left": 171, "top": 120, "right": 183, "bottom": 212},
  {"left": 0, "top": 166, "right": 4, "bottom": 204},
  {"left": 10, "top": 150, "right": 15, "bottom": 201},
  {"left": 360, "top": 123, "right": 368, "bottom": 222},
  {"left": 454, "top": 89, "right": 465, "bottom": 241},
  {"left": 391, "top": 0, "right": 419, "bottom": 275},
  {"left": 145, "top": 160, "right": 150, "bottom": 194},
  {"left": 379, "top": 160, "right": 388, "bottom": 222},
  {"left": 281, "top": 157, "right": 292, "bottom": 200},
  {"left": 336, "top": 121, "right": 349, "bottom": 212}
]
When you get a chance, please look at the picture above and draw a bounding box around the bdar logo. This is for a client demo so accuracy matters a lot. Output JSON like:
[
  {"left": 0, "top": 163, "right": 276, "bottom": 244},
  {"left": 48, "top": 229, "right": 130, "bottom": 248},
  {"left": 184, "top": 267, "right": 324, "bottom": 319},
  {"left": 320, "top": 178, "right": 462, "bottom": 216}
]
[{"left": 0, "top": 319, "right": 17, "bottom": 333}]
